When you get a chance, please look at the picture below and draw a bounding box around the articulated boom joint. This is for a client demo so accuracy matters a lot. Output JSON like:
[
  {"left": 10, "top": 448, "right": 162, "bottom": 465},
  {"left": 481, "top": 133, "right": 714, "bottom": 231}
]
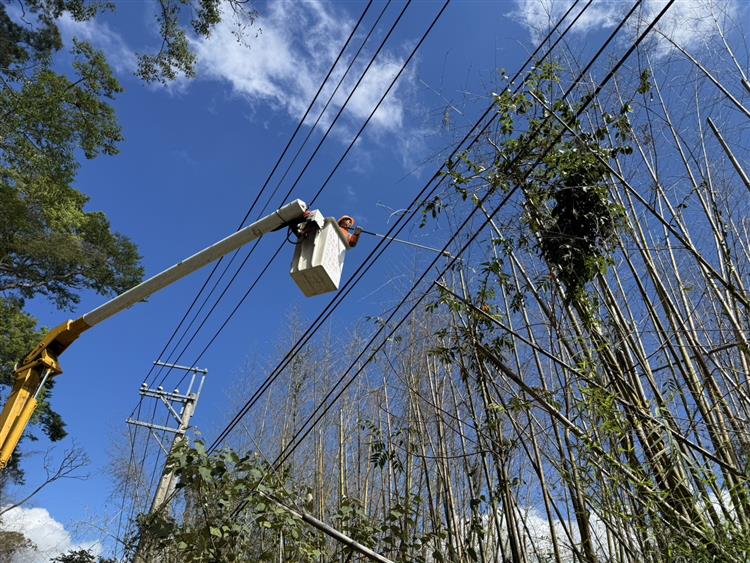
[{"left": 0, "top": 319, "right": 89, "bottom": 469}]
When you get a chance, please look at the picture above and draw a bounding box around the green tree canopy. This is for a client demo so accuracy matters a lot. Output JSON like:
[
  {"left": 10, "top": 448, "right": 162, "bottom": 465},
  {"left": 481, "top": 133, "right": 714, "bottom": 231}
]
[
  {"left": 1, "top": 0, "right": 255, "bottom": 482},
  {"left": 52, "top": 547, "right": 115, "bottom": 563}
]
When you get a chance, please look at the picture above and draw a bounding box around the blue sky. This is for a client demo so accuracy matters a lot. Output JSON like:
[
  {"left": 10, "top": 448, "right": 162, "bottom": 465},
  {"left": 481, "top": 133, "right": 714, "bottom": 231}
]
[{"left": 4, "top": 0, "right": 744, "bottom": 558}]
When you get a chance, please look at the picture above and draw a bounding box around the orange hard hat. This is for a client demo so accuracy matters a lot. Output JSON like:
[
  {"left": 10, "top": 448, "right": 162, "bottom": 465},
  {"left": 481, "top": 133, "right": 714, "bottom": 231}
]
[{"left": 338, "top": 215, "right": 355, "bottom": 226}]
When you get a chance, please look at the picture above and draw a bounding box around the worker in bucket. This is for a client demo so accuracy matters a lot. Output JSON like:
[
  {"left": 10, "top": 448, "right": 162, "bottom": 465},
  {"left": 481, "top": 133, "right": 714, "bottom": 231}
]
[{"left": 338, "top": 215, "right": 362, "bottom": 247}]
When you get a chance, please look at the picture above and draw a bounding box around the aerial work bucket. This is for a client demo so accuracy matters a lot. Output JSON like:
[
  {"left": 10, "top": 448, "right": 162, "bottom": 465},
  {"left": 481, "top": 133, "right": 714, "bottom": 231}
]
[{"left": 291, "top": 217, "right": 349, "bottom": 297}]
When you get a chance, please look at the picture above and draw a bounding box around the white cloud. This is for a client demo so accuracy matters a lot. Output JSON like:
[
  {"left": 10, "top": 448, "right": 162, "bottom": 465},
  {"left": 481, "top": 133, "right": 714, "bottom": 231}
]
[
  {"left": 0, "top": 506, "right": 102, "bottom": 563},
  {"left": 642, "top": 0, "right": 739, "bottom": 57},
  {"left": 55, "top": 0, "right": 426, "bottom": 167},
  {"left": 510, "top": 0, "right": 622, "bottom": 41},
  {"left": 509, "top": 0, "right": 741, "bottom": 56},
  {"left": 57, "top": 13, "right": 138, "bottom": 73},
  {"left": 506, "top": 506, "right": 611, "bottom": 561},
  {"left": 191, "top": 0, "right": 410, "bottom": 134}
]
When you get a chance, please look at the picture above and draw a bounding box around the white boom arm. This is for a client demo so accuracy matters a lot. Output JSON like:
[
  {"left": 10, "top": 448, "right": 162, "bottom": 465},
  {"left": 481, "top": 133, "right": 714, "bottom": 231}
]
[{"left": 83, "top": 199, "right": 307, "bottom": 329}]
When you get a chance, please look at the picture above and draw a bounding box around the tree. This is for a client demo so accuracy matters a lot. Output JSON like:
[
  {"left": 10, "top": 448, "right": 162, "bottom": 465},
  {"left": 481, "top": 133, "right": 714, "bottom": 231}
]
[
  {"left": 0, "top": 529, "right": 36, "bottom": 560},
  {"left": 0, "top": 7, "right": 141, "bottom": 482},
  {"left": 1, "top": 0, "right": 256, "bottom": 481},
  {"left": 136, "top": 441, "right": 324, "bottom": 562},
  {"left": 0, "top": 445, "right": 88, "bottom": 516},
  {"left": 52, "top": 548, "right": 115, "bottom": 563}
]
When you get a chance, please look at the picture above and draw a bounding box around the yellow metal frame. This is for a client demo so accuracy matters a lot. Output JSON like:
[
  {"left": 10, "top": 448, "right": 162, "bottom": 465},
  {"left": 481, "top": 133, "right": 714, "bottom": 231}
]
[{"left": 0, "top": 319, "right": 89, "bottom": 468}]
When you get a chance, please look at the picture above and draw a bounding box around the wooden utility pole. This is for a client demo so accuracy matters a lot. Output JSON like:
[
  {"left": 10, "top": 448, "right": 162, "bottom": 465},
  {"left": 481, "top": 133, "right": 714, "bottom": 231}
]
[{"left": 129, "top": 361, "right": 207, "bottom": 562}]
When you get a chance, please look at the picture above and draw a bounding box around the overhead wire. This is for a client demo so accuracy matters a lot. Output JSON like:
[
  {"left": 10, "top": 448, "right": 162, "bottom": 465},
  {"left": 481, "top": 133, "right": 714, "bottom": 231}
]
[
  {"left": 133, "top": 0, "right": 677, "bottom": 535},
  {"left": 113, "top": 399, "right": 142, "bottom": 559},
  {"left": 208, "top": 0, "right": 594, "bottom": 454},
  {"left": 253, "top": 0, "right": 395, "bottom": 220},
  {"left": 261, "top": 0, "right": 674, "bottom": 491},
  {"left": 138, "top": 0, "right": 614, "bottom": 529},
  {"left": 177, "top": 0, "right": 450, "bottom": 401},
  {"left": 121, "top": 395, "right": 164, "bottom": 551},
  {"left": 153, "top": 0, "right": 415, "bottom": 394},
  {"left": 359, "top": 228, "right": 453, "bottom": 257},
  {"left": 149, "top": 0, "right": 393, "bottom": 389},
  {"left": 144, "top": 407, "right": 174, "bottom": 510},
  {"left": 113, "top": 1, "right": 376, "bottom": 548},
  {"left": 115, "top": 0, "right": 428, "bottom": 548},
  {"left": 143, "top": 0, "right": 376, "bottom": 391}
]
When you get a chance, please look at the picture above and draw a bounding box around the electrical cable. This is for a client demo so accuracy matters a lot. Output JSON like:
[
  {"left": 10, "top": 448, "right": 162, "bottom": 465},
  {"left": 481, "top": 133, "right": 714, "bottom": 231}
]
[
  {"left": 121, "top": 397, "right": 159, "bottom": 543},
  {"left": 161, "top": 0, "right": 433, "bottom": 395},
  {"left": 254, "top": 0, "right": 394, "bottom": 220},
  {"left": 150, "top": 0, "right": 397, "bottom": 391},
  {"left": 116, "top": 7, "right": 412, "bottom": 543},
  {"left": 114, "top": 0, "right": 378, "bottom": 548},
  {"left": 208, "top": 0, "right": 595, "bottom": 454},
  {"left": 152, "top": 0, "right": 414, "bottom": 393},
  {"left": 140, "top": 0, "right": 606, "bottom": 526},
  {"left": 140, "top": 0, "right": 376, "bottom": 391},
  {"left": 359, "top": 228, "right": 453, "bottom": 256},
  {"left": 113, "top": 400, "right": 141, "bottom": 559},
  {"left": 144, "top": 408, "right": 174, "bottom": 511},
  {"left": 261, "top": 0, "right": 673, "bottom": 495}
]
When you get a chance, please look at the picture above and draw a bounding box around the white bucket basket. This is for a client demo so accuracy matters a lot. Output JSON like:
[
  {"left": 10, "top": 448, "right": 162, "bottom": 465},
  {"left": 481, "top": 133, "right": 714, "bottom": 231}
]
[{"left": 291, "top": 218, "right": 349, "bottom": 297}]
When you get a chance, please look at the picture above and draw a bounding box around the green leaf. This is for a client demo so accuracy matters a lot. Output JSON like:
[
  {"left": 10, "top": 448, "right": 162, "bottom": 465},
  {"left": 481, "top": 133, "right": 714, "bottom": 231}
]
[{"left": 198, "top": 466, "right": 212, "bottom": 482}]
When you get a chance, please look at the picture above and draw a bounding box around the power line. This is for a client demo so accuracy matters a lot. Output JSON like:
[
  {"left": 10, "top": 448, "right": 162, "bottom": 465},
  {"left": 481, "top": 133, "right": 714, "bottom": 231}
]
[
  {"left": 113, "top": 399, "right": 141, "bottom": 560},
  {"left": 209, "top": 0, "right": 595, "bottom": 454},
  {"left": 163, "top": 0, "right": 439, "bottom": 397},
  {"left": 114, "top": 1, "right": 377, "bottom": 548},
  {"left": 153, "top": 0, "right": 415, "bottom": 393},
  {"left": 248, "top": 0, "right": 674, "bottom": 512},
  {"left": 359, "top": 229, "right": 453, "bottom": 256},
  {"left": 120, "top": 391, "right": 159, "bottom": 552},
  {"left": 120, "top": 3, "right": 412, "bottom": 536},
  {"left": 149, "top": 0, "right": 392, "bottom": 388},
  {"left": 143, "top": 0, "right": 376, "bottom": 391},
  {"left": 117, "top": 0, "right": 430, "bottom": 539},
  {"left": 140, "top": 0, "right": 604, "bottom": 527},
  {"left": 263, "top": 0, "right": 674, "bottom": 490},
  {"left": 254, "top": 0, "right": 395, "bottom": 220}
]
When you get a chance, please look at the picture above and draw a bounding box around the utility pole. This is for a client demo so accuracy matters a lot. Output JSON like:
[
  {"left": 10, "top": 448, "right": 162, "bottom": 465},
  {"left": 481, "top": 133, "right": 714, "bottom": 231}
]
[
  {"left": 129, "top": 361, "right": 206, "bottom": 563},
  {"left": 128, "top": 361, "right": 207, "bottom": 515},
  {"left": 128, "top": 362, "right": 394, "bottom": 563}
]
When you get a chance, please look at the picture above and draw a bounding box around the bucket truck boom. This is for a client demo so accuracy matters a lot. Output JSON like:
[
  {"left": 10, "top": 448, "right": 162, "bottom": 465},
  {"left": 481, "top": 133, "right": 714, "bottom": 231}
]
[{"left": 0, "top": 199, "right": 324, "bottom": 469}]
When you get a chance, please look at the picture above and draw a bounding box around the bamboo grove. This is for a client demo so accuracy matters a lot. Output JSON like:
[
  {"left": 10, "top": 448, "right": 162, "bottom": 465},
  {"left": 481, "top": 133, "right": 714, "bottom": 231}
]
[{"left": 130, "top": 14, "right": 750, "bottom": 563}]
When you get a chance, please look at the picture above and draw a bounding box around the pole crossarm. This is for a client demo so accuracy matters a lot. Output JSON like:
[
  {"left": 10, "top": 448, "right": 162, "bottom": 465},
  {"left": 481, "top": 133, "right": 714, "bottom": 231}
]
[{"left": 126, "top": 419, "right": 182, "bottom": 435}]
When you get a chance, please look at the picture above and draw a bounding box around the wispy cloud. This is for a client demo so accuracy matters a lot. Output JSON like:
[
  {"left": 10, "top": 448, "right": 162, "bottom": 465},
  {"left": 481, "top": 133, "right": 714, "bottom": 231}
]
[
  {"left": 509, "top": 0, "right": 741, "bottom": 55},
  {"left": 57, "top": 12, "right": 137, "bottom": 73},
  {"left": 510, "top": 0, "right": 622, "bottom": 41},
  {"left": 1, "top": 505, "right": 102, "bottom": 563},
  {"left": 191, "top": 0, "right": 411, "bottom": 135},
  {"left": 54, "top": 1, "right": 427, "bottom": 167}
]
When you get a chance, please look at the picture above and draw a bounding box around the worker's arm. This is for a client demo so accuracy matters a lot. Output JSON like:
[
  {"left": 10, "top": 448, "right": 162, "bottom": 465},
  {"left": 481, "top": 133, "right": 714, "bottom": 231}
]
[{"left": 348, "top": 227, "right": 362, "bottom": 247}]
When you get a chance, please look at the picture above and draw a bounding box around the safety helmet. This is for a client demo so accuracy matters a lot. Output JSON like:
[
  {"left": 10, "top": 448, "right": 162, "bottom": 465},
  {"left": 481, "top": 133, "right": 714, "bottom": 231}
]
[{"left": 338, "top": 215, "right": 355, "bottom": 227}]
